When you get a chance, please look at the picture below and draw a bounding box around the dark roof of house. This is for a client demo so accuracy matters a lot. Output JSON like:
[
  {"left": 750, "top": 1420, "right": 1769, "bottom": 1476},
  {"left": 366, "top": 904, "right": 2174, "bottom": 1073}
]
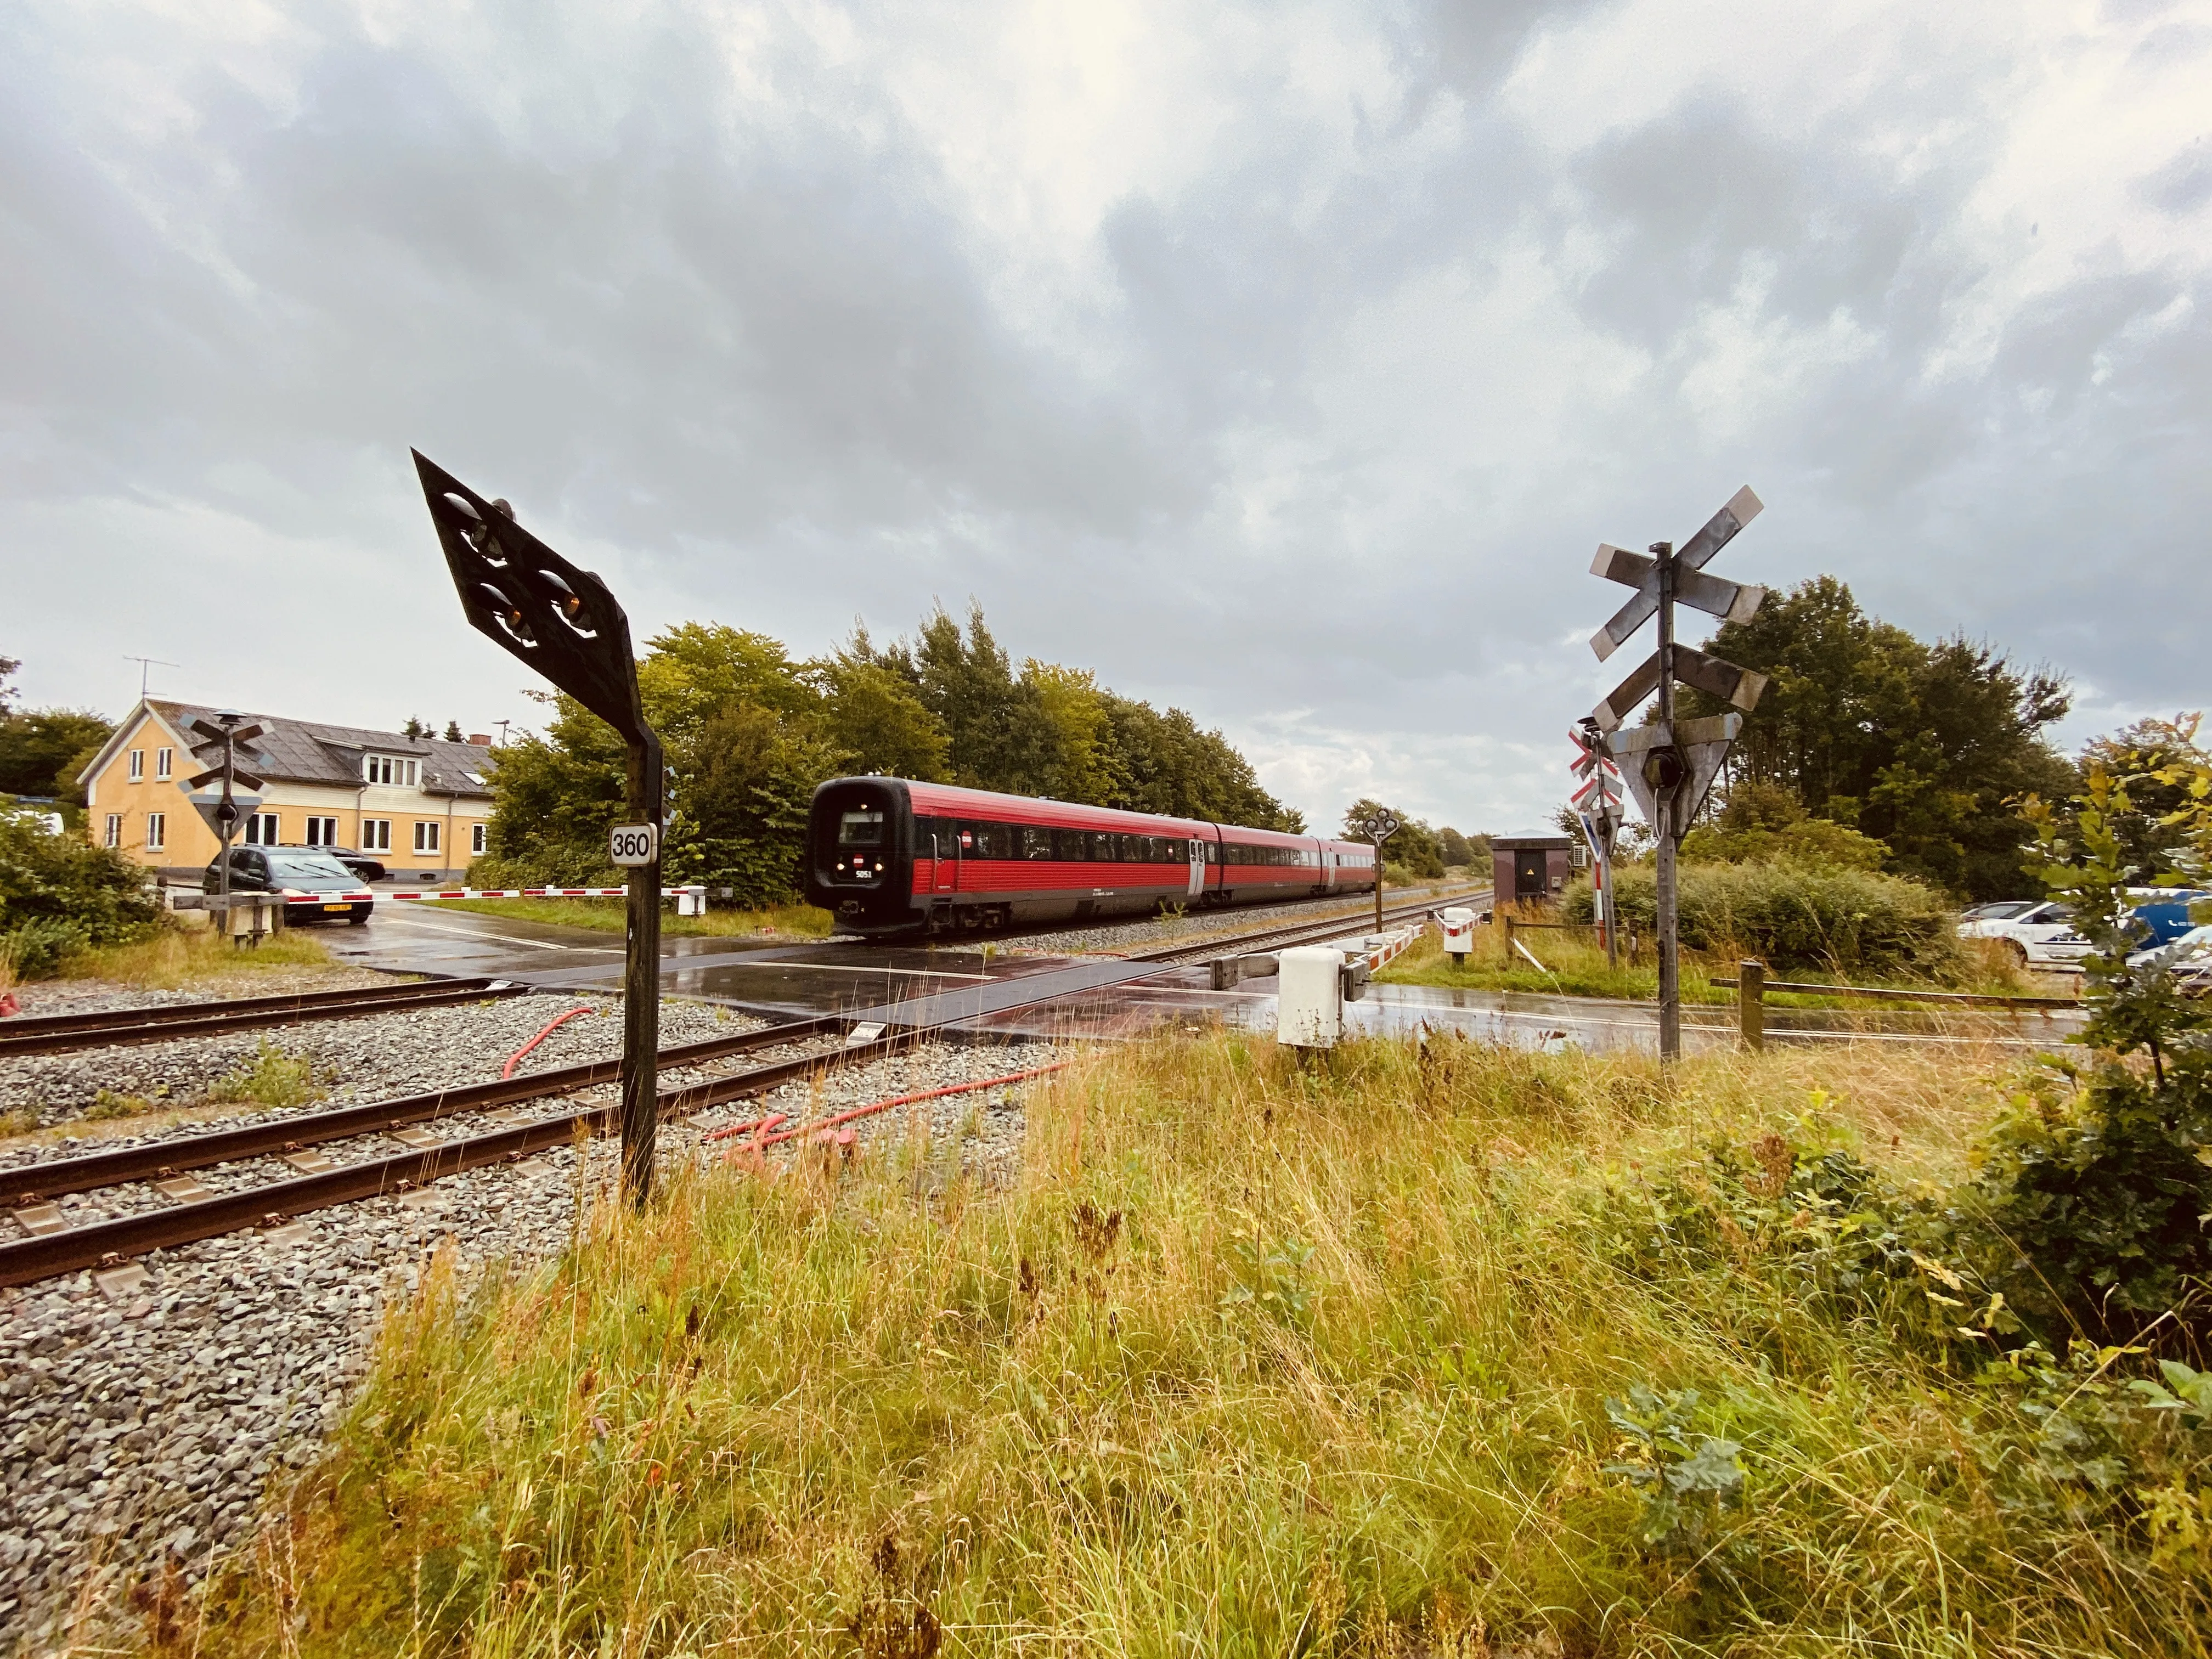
[
  {"left": 146, "top": 701, "right": 494, "bottom": 798},
  {"left": 1490, "top": 831, "right": 1576, "bottom": 849}
]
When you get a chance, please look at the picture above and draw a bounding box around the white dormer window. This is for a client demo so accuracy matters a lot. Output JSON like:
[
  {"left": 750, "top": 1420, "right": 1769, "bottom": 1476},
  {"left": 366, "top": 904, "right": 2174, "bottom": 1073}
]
[{"left": 363, "top": 755, "right": 420, "bottom": 787}]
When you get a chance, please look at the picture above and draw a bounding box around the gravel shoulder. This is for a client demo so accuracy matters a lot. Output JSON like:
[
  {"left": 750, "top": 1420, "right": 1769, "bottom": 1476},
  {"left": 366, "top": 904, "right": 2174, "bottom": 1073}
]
[{"left": 0, "top": 992, "right": 1060, "bottom": 1654}]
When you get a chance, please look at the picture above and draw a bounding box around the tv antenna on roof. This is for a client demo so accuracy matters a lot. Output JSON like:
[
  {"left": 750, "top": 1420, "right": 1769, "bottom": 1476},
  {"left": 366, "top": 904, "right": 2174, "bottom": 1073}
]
[{"left": 123, "top": 656, "right": 180, "bottom": 701}]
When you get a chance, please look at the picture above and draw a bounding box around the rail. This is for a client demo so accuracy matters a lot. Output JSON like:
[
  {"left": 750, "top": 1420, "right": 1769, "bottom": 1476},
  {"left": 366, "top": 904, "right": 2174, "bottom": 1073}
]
[{"left": 0, "top": 977, "right": 532, "bottom": 1058}]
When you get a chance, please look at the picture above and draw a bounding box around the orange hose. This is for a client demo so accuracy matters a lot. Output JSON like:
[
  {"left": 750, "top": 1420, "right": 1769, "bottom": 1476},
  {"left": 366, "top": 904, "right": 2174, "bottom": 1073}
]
[
  {"left": 501, "top": 1006, "right": 591, "bottom": 1080},
  {"left": 720, "top": 1063, "right": 1067, "bottom": 1161}
]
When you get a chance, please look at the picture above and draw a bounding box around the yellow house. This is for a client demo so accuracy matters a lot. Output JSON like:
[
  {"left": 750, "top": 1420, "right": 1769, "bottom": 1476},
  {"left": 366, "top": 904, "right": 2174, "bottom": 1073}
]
[{"left": 78, "top": 700, "right": 497, "bottom": 883}]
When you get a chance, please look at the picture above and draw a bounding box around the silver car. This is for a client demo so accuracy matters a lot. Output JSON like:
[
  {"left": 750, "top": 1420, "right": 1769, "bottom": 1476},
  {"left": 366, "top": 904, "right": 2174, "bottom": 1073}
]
[
  {"left": 1956, "top": 899, "right": 2092, "bottom": 969},
  {"left": 2126, "top": 924, "right": 2212, "bottom": 994}
]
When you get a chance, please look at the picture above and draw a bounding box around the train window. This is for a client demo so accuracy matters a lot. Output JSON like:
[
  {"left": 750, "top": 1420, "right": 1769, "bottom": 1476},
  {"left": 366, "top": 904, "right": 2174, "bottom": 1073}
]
[
  {"left": 1021, "top": 826, "right": 1052, "bottom": 859},
  {"left": 838, "top": 810, "right": 884, "bottom": 847}
]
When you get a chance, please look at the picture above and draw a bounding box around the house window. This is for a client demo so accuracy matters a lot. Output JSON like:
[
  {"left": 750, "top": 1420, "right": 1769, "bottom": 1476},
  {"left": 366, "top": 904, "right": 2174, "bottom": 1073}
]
[
  {"left": 361, "top": 819, "right": 392, "bottom": 852},
  {"left": 414, "top": 821, "right": 441, "bottom": 854},
  {"left": 363, "top": 755, "right": 420, "bottom": 786},
  {"left": 145, "top": 812, "right": 166, "bottom": 850},
  {"left": 155, "top": 747, "right": 173, "bottom": 780},
  {"left": 128, "top": 750, "right": 144, "bottom": 781},
  {"left": 471, "top": 823, "right": 487, "bottom": 855},
  {"left": 304, "top": 816, "right": 340, "bottom": 846},
  {"left": 244, "top": 812, "right": 280, "bottom": 845},
  {"left": 104, "top": 814, "right": 122, "bottom": 848}
]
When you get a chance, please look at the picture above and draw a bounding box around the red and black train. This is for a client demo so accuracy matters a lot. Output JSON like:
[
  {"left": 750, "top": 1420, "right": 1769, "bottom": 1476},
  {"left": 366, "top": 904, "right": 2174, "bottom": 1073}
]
[{"left": 807, "top": 777, "right": 1375, "bottom": 936}]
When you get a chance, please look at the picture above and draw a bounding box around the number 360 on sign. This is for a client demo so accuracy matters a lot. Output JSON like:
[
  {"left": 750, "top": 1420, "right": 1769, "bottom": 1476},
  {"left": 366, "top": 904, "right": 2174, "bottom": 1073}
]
[{"left": 608, "top": 823, "right": 659, "bottom": 866}]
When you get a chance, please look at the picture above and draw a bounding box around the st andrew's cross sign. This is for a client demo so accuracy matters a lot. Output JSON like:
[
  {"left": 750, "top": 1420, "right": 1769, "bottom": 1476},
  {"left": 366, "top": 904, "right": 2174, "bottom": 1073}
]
[{"left": 1581, "top": 485, "right": 1777, "bottom": 1057}]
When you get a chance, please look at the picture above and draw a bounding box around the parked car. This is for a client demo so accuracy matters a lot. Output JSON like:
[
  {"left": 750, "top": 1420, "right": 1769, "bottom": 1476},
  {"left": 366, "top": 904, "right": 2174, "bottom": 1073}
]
[
  {"left": 2126, "top": 923, "right": 2212, "bottom": 994},
  {"left": 271, "top": 843, "right": 386, "bottom": 883},
  {"left": 202, "top": 848, "right": 374, "bottom": 924},
  {"left": 1956, "top": 899, "right": 2092, "bottom": 969}
]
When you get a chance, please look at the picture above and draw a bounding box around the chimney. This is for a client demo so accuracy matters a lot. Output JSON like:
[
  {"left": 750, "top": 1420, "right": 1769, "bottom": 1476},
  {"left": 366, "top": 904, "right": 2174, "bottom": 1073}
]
[{"left": 467, "top": 733, "right": 493, "bottom": 746}]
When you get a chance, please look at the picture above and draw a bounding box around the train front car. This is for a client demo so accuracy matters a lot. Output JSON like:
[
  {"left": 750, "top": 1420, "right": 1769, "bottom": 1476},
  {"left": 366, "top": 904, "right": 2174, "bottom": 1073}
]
[{"left": 806, "top": 777, "right": 923, "bottom": 934}]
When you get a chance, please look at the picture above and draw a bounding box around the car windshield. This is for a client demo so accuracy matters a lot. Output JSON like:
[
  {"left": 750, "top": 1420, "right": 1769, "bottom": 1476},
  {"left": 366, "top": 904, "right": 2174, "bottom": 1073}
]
[
  {"left": 1965, "top": 902, "right": 2039, "bottom": 920},
  {"left": 267, "top": 855, "right": 356, "bottom": 884}
]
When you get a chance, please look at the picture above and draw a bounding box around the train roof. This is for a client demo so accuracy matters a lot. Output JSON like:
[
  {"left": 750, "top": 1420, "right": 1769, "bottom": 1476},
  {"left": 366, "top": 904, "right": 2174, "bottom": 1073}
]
[{"left": 820, "top": 777, "right": 1324, "bottom": 844}]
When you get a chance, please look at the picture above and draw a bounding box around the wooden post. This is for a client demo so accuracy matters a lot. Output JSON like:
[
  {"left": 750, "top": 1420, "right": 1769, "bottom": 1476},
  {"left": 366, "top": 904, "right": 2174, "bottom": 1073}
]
[
  {"left": 620, "top": 732, "right": 664, "bottom": 1206},
  {"left": 1654, "top": 542, "right": 1680, "bottom": 1060},
  {"left": 1503, "top": 913, "right": 1515, "bottom": 962},
  {"left": 1737, "top": 959, "right": 1764, "bottom": 1052}
]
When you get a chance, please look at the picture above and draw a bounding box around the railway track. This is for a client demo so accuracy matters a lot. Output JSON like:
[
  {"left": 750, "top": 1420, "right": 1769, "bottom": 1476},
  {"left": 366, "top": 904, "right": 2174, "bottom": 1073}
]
[
  {"left": 0, "top": 975, "right": 532, "bottom": 1059},
  {"left": 1127, "top": 886, "right": 1489, "bottom": 966},
  {"left": 0, "top": 892, "right": 1483, "bottom": 1289}
]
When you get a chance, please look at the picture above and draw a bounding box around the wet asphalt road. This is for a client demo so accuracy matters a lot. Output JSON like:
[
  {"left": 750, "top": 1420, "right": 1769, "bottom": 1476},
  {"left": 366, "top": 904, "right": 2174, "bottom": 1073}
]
[{"left": 321, "top": 902, "right": 2084, "bottom": 1056}]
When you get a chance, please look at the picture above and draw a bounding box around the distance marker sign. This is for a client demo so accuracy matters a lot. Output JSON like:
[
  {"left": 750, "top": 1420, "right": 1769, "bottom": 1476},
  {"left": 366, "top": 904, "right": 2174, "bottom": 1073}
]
[{"left": 608, "top": 823, "right": 660, "bottom": 867}]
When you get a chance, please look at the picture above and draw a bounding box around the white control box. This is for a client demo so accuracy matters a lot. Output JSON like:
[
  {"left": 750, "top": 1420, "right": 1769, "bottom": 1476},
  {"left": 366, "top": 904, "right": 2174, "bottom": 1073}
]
[
  {"left": 1278, "top": 946, "right": 1346, "bottom": 1049},
  {"left": 1439, "top": 906, "right": 1476, "bottom": 962}
]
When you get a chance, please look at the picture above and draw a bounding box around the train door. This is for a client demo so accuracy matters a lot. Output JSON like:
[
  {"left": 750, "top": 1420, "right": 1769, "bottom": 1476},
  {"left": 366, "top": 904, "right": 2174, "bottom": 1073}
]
[
  {"left": 930, "top": 830, "right": 956, "bottom": 893},
  {"left": 1323, "top": 847, "right": 1335, "bottom": 889},
  {"left": 1187, "top": 838, "right": 1205, "bottom": 899},
  {"left": 1514, "top": 850, "right": 1545, "bottom": 902}
]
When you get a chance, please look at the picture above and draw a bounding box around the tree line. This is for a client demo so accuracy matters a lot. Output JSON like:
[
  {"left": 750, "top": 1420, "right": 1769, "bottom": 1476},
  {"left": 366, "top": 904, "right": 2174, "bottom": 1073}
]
[
  {"left": 477, "top": 606, "right": 1306, "bottom": 904},
  {"left": 1662, "top": 577, "right": 2084, "bottom": 900}
]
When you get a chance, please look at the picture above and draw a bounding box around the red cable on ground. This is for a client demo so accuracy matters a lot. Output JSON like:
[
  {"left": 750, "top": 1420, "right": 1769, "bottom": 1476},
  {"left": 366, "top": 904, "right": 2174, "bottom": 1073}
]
[
  {"left": 720, "top": 1063, "right": 1068, "bottom": 1163},
  {"left": 702, "top": 1110, "right": 787, "bottom": 1146},
  {"left": 501, "top": 1006, "right": 592, "bottom": 1080}
]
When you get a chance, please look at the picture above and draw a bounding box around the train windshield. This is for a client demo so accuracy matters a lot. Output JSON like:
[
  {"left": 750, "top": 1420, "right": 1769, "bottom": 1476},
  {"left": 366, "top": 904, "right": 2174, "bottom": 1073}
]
[{"left": 838, "top": 809, "right": 885, "bottom": 848}]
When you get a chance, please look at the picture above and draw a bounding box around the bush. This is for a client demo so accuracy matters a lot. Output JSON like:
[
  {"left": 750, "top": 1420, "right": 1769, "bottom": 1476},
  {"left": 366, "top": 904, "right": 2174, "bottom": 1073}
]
[
  {"left": 0, "top": 816, "right": 162, "bottom": 978},
  {"left": 1564, "top": 856, "right": 1960, "bottom": 976}
]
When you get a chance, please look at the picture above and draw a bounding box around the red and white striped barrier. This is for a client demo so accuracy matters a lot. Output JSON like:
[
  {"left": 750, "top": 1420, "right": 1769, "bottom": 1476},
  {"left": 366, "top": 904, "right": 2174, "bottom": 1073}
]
[
  {"left": 381, "top": 885, "right": 709, "bottom": 902},
  {"left": 383, "top": 886, "right": 630, "bottom": 900}
]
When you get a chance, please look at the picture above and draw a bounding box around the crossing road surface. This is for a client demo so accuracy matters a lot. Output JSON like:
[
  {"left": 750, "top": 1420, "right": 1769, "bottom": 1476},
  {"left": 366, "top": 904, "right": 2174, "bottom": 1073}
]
[{"left": 324, "top": 903, "right": 2084, "bottom": 1054}]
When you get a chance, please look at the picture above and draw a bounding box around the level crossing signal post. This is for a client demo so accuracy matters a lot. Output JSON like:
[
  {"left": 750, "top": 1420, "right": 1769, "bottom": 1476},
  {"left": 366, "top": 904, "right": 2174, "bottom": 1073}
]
[
  {"left": 1353, "top": 807, "right": 1401, "bottom": 934},
  {"left": 413, "top": 451, "right": 665, "bottom": 1205},
  {"left": 184, "top": 712, "right": 267, "bottom": 939},
  {"left": 1584, "top": 487, "right": 1776, "bottom": 1059},
  {"left": 1567, "top": 719, "right": 1623, "bottom": 969}
]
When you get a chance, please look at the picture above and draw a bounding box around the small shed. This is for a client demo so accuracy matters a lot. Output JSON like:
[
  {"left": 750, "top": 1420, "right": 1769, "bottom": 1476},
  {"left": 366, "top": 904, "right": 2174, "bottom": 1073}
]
[{"left": 1491, "top": 832, "right": 1576, "bottom": 907}]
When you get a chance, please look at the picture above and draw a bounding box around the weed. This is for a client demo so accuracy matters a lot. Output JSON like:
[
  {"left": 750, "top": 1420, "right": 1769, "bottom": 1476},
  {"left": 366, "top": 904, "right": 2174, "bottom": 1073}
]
[
  {"left": 0, "top": 1105, "right": 38, "bottom": 1138},
  {"left": 204, "top": 1041, "right": 325, "bottom": 1110},
  {"left": 83, "top": 1088, "right": 162, "bottom": 1121},
  {"left": 1601, "top": 1384, "right": 1746, "bottom": 1552}
]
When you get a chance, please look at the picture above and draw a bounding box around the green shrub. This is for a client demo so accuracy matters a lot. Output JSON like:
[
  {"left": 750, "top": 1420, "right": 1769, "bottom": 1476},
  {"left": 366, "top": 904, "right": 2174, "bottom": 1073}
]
[
  {"left": 1, "top": 915, "right": 87, "bottom": 979},
  {"left": 1564, "top": 857, "right": 1960, "bottom": 975},
  {"left": 0, "top": 815, "right": 163, "bottom": 978}
]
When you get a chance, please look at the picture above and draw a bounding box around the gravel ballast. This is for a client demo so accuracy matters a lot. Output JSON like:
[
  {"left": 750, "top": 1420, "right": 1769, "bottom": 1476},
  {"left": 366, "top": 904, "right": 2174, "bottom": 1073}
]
[{"left": 0, "top": 995, "right": 1063, "bottom": 1652}]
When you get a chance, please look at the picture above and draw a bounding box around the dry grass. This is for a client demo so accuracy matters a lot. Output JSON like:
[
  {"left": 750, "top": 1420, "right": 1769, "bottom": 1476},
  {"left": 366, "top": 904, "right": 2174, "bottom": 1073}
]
[
  {"left": 55, "top": 924, "right": 339, "bottom": 990},
  {"left": 155, "top": 1032, "right": 2207, "bottom": 1657}
]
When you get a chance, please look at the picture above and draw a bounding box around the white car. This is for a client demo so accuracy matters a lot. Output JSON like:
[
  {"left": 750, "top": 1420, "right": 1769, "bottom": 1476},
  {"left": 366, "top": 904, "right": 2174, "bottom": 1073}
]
[
  {"left": 1956, "top": 900, "right": 2091, "bottom": 969},
  {"left": 2126, "top": 924, "right": 2212, "bottom": 993}
]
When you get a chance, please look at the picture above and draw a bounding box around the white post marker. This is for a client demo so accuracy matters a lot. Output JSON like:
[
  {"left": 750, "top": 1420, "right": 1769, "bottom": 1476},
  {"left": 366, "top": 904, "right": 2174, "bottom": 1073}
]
[{"left": 609, "top": 822, "right": 660, "bottom": 867}]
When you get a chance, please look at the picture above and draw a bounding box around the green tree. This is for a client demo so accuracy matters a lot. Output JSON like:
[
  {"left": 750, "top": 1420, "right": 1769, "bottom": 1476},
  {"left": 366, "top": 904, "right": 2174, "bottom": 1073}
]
[
  {"left": 1686, "top": 577, "right": 2074, "bottom": 898},
  {"left": 1102, "top": 697, "right": 1303, "bottom": 830},
  {"left": 1342, "top": 799, "right": 1441, "bottom": 876},
  {"left": 0, "top": 708, "right": 115, "bottom": 800},
  {"left": 814, "top": 652, "right": 950, "bottom": 782},
  {"left": 678, "top": 703, "right": 852, "bottom": 905},
  {"left": 1436, "top": 826, "right": 1475, "bottom": 868},
  {"left": 1680, "top": 780, "right": 1889, "bottom": 871}
]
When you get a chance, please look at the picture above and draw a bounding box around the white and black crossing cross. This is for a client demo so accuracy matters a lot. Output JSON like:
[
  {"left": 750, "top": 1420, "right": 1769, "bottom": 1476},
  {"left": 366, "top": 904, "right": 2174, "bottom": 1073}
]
[{"left": 1578, "top": 485, "right": 1783, "bottom": 1059}]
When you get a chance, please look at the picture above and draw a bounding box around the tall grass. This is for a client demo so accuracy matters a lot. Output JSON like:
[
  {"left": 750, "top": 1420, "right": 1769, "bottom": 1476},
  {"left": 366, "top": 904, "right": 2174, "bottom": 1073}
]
[
  {"left": 51, "top": 924, "right": 336, "bottom": 990},
  {"left": 175, "top": 1035, "right": 2203, "bottom": 1656}
]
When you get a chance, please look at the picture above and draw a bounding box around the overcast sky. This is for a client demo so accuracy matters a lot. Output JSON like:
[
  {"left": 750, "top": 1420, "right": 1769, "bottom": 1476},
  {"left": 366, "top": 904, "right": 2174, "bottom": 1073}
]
[{"left": 4, "top": 0, "right": 2205, "bottom": 834}]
